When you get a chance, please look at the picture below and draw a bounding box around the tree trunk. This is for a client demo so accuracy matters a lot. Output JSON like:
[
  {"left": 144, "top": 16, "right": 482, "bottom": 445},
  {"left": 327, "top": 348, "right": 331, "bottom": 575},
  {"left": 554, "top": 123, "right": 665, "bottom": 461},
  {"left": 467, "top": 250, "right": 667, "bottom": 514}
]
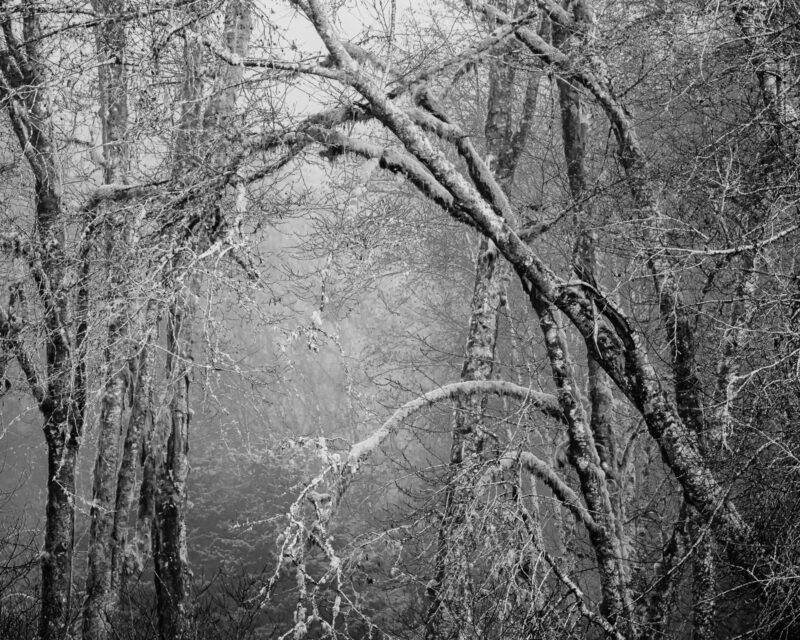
[
  {"left": 151, "top": 4, "right": 253, "bottom": 637},
  {"left": 425, "top": 10, "right": 542, "bottom": 633},
  {"left": 82, "top": 337, "right": 126, "bottom": 640},
  {"left": 0, "top": 8, "right": 88, "bottom": 638},
  {"left": 82, "top": 1, "right": 130, "bottom": 634},
  {"left": 154, "top": 294, "right": 195, "bottom": 640},
  {"left": 110, "top": 302, "right": 158, "bottom": 594},
  {"left": 552, "top": 2, "right": 632, "bottom": 627},
  {"left": 40, "top": 410, "right": 81, "bottom": 640}
]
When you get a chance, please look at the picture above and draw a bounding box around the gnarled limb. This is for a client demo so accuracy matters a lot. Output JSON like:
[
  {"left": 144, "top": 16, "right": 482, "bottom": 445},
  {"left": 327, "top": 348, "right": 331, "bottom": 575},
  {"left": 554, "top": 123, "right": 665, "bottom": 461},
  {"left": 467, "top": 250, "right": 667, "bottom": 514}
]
[{"left": 292, "top": 0, "right": 751, "bottom": 581}]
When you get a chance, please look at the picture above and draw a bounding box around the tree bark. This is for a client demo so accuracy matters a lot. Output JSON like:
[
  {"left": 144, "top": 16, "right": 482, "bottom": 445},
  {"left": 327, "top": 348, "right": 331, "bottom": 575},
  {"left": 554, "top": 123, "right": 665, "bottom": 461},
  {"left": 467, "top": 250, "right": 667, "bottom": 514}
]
[
  {"left": 151, "top": 4, "right": 253, "bottom": 637},
  {"left": 0, "top": 8, "right": 89, "bottom": 638},
  {"left": 151, "top": 19, "right": 204, "bottom": 640},
  {"left": 310, "top": 0, "right": 748, "bottom": 555},
  {"left": 110, "top": 302, "right": 158, "bottom": 593},
  {"left": 552, "top": 2, "right": 633, "bottom": 627},
  {"left": 40, "top": 406, "right": 82, "bottom": 640},
  {"left": 425, "top": 8, "right": 540, "bottom": 634},
  {"left": 82, "top": 2, "right": 130, "bottom": 634},
  {"left": 154, "top": 293, "right": 195, "bottom": 640}
]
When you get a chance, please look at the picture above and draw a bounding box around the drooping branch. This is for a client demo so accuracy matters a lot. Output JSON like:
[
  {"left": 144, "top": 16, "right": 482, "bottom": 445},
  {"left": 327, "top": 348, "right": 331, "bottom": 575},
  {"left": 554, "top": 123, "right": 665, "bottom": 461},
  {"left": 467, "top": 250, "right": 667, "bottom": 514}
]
[
  {"left": 267, "top": 379, "right": 562, "bottom": 614},
  {"left": 348, "top": 380, "right": 561, "bottom": 466},
  {"left": 424, "top": 35, "right": 542, "bottom": 633},
  {"left": 290, "top": 0, "right": 751, "bottom": 569},
  {"left": 499, "top": 451, "right": 599, "bottom": 535}
]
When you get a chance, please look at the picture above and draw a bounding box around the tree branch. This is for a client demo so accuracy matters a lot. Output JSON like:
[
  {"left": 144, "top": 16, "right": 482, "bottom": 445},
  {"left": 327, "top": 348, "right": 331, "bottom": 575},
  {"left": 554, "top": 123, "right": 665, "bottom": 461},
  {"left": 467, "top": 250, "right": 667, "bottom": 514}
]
[
  {"left": 347, "top": 379, "right": 561, "bottom": 466},
  {"left": 499, "top": 450, "right": 599, "bottom": 535}
]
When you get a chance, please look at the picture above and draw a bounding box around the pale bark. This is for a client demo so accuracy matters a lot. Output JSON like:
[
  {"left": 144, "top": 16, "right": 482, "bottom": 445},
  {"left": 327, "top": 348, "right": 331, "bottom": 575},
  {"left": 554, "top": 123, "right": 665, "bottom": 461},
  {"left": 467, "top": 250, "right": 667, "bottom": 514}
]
[
  {"left": 348, "top": 380, "right": 560, "bottom": 465},
  {"left": 134, "top": 408, "right": 158, "bottom": 577},
  {"left": 731, "top": 0, "right": 800, "bottom": 147},
  {"left": 110, "top": 301, "right": 159, "bottom": 593},
  {"left": 305, "top": 115, "right": 750, "bottom": 555},
  {"left": 552, "top": 2, "right": 632, "bottom": 626},
  {"left": 82, "top": 1, "right": 130, "bottom": 636},
  {"left": 642, "top": 503, "right": 690, "bottom": 639},
  {"left": 715, "top": 1, "right": 794, "bottom": 448},
  {"left": 500, "top": 451, "right": 598, "bottom": 534},
  {"left": 425, "top": 11, "right": 543, "bottom": 633},
  {"left": 425, "top": 235, "right": 506, "bottom": 640},
  {"left": 272, "top": 379, "right": 562, "bottom": 608},
  {"left": 690, "top": 519, "right": 716, "bottom": 640},
  {"left": 711, "top": 255, "right": 759, "bottom": 448},
  {"left": 203, "top": 0, "right": 252, "bottom": 130},
  {"left": 530, "top": 291, "right": 630, "bottom": 624},
  {"left": 154, "top": 293, "right": 195, "bottom": 640},
  {"left": 152, "top": 20, "right": 204, "bottom": 640},
  {"left": 152, "top": 4, "right": 253, "bottom": 637},
  {"left": 0, "top": 9, "right": 87, "bottom": 639},
  {"left": 82, "top": 333, "right": 126, "bottom": 640},
  {"left": 306, "top": 0, "right": 749, "bottom": 553},
  {"left": 290, "top": 382, "right": 557, "bottom": 493}
]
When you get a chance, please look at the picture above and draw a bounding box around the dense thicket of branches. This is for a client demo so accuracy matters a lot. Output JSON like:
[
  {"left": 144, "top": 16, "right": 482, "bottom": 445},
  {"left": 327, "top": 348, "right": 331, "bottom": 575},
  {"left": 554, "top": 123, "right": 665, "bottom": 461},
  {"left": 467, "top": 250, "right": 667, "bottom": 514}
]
[{"left": 1, "top": 0, "right": 800, "bottom": 639}]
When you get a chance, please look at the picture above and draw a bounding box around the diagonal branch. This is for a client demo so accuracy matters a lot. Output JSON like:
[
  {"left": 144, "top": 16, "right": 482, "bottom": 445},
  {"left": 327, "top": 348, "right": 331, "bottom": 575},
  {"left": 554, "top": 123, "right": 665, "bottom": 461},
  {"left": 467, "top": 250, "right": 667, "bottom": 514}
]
[
  {"left": 290, "top": 0, "right": 752, "bottom": 564},
  {"left": 500, "top": 450, "right": 600, "bottom": 535}
]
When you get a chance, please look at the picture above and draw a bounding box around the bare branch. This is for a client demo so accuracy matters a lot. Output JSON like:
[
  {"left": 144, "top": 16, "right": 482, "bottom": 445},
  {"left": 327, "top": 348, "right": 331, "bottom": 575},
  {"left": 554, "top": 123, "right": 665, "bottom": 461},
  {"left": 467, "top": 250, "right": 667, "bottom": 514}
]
[
  {"left": 500, "top": 450, "right": 600, "bottom": 535},
  {"left": 183, "top": 21, "right": 348, "bottom": 81},
  {"left": 665, "top": 223, "right": 799, "bottom": 257},
  {"left": 347, "top": 379, "right": 561, "bottom": 465},
  {"left": 541, "top": 548, "right": 627, "bottom": 640}
]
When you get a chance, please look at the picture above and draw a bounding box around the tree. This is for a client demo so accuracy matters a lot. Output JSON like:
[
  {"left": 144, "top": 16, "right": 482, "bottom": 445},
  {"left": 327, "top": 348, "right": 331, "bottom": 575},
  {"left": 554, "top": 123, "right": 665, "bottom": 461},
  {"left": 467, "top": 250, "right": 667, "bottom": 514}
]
[
  {"left": 3, "top": 1, "right": 800, "bottom": 638},
  {"left": 258, "top": 0, "right": 800, "bottom": 637},
  {"left": 0, "top": 6, "right": 91, "bottom": 637},
  {"left": 0, "top": 2, "right": 271, "bottom": 638}
]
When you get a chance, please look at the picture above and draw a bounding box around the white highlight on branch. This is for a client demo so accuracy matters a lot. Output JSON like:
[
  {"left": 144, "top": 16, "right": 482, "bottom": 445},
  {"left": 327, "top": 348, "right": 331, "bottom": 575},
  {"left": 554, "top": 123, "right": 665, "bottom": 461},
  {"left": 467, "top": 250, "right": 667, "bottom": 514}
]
[{"left": 346, "top": 380, "right": 561, "bottom": 468}]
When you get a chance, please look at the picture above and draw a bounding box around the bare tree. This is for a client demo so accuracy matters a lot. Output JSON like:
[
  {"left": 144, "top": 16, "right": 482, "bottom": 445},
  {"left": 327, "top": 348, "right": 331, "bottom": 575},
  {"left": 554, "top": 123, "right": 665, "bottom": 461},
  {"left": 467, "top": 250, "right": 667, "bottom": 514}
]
[
  {"left": 0, "top": 6, "right": 90, "bottom": 637},
  {"left": 259, "top": 0, "right": 800, "bottom": 637}
]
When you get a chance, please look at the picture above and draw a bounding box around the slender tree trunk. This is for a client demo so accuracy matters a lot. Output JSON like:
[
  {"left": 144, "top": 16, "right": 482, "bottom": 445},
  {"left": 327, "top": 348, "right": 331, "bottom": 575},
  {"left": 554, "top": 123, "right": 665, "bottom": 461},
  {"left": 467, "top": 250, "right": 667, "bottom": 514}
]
[
  {"left": 552, "top": 3, "right": 633, "bottom": 627},
  {"left": 642, "top": 502, "right": 689, "bottom": 638},
  {"left": 135, "top": 407, "right": 159, "bottom": 579},
  {"left": 82, "top": 1, "right": 130, "bottom": 634},
  {"left": 154, "top": 293, "right": 195, "bottom": 640},
  {"left": 426, "top": 8, "right": 541, "bottom": 633},
  {"left": 690, "top": 518, "right": 716, "bottom": 640},
  {"left": 529, "top": 291, "right": 630, "bottom": 625},
  {"left": 425, "top": 235, "right": 505, "bottom": 640},
  {"left": 82, "top": 331, "right": 127, "bottom": 639},
  {"left": 40, "top": 410, "right": 82, "bottom": 640},
  {"left": 110, "top": 302, "right": 158, "bottom": 594},
  {"left": 151, "top": 24, "right": 203, "bottom": 638},
  {"left": 151, "top": 4, "right": 252, "bottom": 637},
  {"left": 731, "top": 0, "right": 800, "bottom": 147},
  {"left": 0, "top": 8, "right": 88, "bottom": 637}
]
